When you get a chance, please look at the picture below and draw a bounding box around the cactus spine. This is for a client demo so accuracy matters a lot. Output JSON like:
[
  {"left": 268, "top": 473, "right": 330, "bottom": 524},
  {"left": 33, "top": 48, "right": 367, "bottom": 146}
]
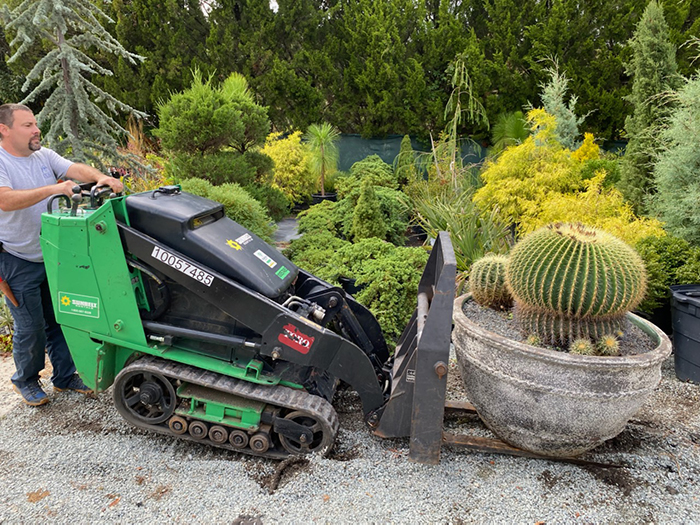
[
  {"left": 507, "top": 223, "right": 647, "bottom": 345},
  {"left": 469, "top": 254, "right": 512, "bottom": 310}
]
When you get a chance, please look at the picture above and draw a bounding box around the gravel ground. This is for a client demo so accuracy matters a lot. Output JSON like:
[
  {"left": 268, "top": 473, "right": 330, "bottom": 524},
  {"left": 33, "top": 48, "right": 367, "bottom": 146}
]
[{"left": 0, "top": 344, "right": 699, "bottom": 523}]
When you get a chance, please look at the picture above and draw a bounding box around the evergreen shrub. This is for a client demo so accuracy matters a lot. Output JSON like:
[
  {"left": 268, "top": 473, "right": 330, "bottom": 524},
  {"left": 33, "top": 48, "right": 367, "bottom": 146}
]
[
  {"left": 285, "top": 236, "right": 429, "bottom": 342},
  {"left": 179, "top": 178, "right": 275, "bottom": 242},
  {"left": 296, "top": 200, "right": 339, "bottom": 235},
  {"left": 262, "top": 131, "right": 315, "bottom": 205},
  {"left": 167, "top": 151, "right": 257, "bottom": 186},
  {"left": 283, "top": 231, "right": 349, "bottom": 281},
  {"left": 334, "top": 187, "right": 408, "bottom": 245},
  {"left": 244, "top": 183, "right": 290, "bottom": 223},
  {"left": 350, "top": 182, "right": 387, "bottom": 242},
  {"left": 336, "top": 155, "right": 398, "bottom": 197},
  {"left": 635, "top": 235, "right": 700, "bottom": 314}
]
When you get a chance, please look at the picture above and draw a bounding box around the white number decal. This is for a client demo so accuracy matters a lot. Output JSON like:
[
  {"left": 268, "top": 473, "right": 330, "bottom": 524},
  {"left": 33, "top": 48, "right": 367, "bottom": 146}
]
[{"left": 151, "top": 246, "right": 214, "bottom": 287}]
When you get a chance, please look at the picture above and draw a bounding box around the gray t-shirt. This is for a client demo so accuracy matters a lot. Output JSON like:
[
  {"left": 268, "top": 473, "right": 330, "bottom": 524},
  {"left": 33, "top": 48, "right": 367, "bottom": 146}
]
[{"left": 0, "top": 146, "right": 73, "bottom": 262}]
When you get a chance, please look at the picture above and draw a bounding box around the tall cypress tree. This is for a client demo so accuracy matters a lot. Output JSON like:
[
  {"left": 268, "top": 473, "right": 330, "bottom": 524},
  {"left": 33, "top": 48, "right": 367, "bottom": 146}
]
[
  {"left": 1, "top": 0, "right": 145, "bottom": 167},
  {"left": 100, "top": 0, "right": 210, "bottom": 116},
  {"left": 0, "top": 25, "right": 22, "bottom": 104},
  {"left": 652, "top": 73, "right": 700, "bottom": 244},
  {"left": 618, "top": 0, "right": 679, "bottom": 213}
]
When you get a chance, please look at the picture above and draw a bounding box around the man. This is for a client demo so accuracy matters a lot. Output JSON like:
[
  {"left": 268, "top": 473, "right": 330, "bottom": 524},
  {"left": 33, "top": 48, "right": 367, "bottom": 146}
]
[{"left": 0, "top": 103, "right": 123, "bottom": 406}]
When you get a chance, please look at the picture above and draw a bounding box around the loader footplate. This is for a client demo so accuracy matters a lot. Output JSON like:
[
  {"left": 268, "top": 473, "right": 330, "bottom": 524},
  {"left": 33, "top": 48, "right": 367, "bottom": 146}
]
[{"left": 113, "top": 356, "right": 339, "bottom": 459}]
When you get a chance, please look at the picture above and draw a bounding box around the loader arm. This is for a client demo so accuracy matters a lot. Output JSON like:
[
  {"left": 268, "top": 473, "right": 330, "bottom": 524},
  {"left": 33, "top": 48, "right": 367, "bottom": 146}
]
[{"left": 118, "top": 223, "right": 386, "bottom": 416}]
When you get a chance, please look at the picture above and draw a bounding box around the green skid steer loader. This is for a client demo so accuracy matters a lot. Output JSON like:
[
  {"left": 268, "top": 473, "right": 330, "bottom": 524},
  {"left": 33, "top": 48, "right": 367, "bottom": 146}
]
[{"left": 40, "top": 184, "right": 456, "bottom": 463}]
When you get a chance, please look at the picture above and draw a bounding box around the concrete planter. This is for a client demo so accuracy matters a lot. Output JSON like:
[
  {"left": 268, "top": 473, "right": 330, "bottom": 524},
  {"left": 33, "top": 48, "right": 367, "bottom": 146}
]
[{"left": 453, "top": 294, "right": 672, "bottom": 457}]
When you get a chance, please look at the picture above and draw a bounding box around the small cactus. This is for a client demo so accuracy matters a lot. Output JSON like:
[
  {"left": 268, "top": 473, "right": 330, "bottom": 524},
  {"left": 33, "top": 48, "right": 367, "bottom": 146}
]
[
  {"left": 569, "top": 338, "right": 595, "bottom": 355},
  {"left": 597, "top": 334, "right": 620, "bottom": 356},
  {"left": 469, "top": 254, "right": 512, "bottom": 310},
  {"left": 525, "top": 333, "right": 541, "bottom": 347},
  {"left": 507, "top": 223, "right": 646, "bottom": 345}
]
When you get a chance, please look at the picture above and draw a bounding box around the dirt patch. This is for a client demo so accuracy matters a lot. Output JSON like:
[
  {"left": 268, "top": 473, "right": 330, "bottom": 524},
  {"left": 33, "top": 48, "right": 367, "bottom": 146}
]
[
  {"left": 244, "top": 456, "right": 311, "bottom": 494},
  {"left": 581, "top": 465, "right": 648, "bottom": 497},
  {"left": 537, "top": 469, "right": 561, "bottom": 491},
  {"left": 328, "top": 442, "right": 360, "bottom": 462}
]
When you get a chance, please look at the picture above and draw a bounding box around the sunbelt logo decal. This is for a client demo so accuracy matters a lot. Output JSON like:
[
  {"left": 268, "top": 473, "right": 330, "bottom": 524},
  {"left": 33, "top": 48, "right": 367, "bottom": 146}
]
[{"left": 58, "top": 292, "right": 100, "bottom": 319}]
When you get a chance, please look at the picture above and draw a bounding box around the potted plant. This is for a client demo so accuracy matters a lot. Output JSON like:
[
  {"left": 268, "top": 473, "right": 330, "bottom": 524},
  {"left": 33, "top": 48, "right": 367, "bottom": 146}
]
[
  {"left": 304, "top": 122, "right": 340, "bottom": 204},
  {"left": 453, "top": 223, "right": 672, "bottom": 457}
]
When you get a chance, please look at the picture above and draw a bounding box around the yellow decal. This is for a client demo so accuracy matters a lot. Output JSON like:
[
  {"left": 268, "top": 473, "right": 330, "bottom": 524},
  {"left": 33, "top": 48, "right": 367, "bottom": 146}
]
[
  {"left": 60, "top": 295, "right": 71, "bottom": 306},
  {"left": 226, "top": 239, "right": 242, "bottom": 251}
]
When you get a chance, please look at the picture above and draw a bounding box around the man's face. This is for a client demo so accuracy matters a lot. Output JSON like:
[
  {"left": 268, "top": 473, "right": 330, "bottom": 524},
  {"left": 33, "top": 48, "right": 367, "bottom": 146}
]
[{"left": 0, "top": 110, "right": 41, "bottom": 156}]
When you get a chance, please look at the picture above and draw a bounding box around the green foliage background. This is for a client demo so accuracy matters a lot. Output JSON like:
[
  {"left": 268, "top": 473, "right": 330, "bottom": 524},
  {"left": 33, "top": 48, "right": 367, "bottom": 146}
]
[{"left": 6, "top": 0, "right": 697, "bottom": 142}]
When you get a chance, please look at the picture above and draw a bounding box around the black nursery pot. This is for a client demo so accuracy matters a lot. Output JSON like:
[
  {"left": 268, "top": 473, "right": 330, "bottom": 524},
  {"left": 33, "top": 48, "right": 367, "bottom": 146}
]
[
  {"left": 338, "top": 276, "right": 364, "bottom": 296},
  {"left": 670, "top": 285, "right": 700, "bottom": 384},
  {"left": 408, "top": 225, "right": 428, "bottom": 243},
  {"left": 311, "top": 193, "right": 337, "bottom": 205}
]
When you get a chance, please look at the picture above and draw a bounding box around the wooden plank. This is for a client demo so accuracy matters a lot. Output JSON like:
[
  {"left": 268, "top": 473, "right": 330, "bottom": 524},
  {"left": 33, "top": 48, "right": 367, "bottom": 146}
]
[
  {"left": 444, "top": 399, "right": 477, "bottom": 413},
  {"left": 442, "top": 432, "right": 624, "bottom": 468}
]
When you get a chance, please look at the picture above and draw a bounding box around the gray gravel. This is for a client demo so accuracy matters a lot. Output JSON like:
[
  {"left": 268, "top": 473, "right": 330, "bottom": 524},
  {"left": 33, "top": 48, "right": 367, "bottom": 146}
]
[{"left": 1, "top": 352, "right": 699, "bottom": 523}]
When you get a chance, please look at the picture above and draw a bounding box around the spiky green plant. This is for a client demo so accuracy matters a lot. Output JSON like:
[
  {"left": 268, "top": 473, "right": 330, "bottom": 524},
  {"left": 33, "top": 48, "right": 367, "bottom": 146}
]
[
  {"left": 569, "top": 338, "right": 595, "bottom": 356},
  {"left": 597, "top": 334, "right": 620, "bottom": 356},
  {"left": 514, "top": 305, "right": 627, "bottom": 345},
  {"left": 507, "top": 222, "right": 647, "bottom": 345},
  {"left": 469, "top": 254, "right": 512, "bottom": 310},
  {"left": 304, "top": 123, "right": 340, "bottom": 197},
  {"left": 525, "top": 333, "right": 541, "bottom": 347}
]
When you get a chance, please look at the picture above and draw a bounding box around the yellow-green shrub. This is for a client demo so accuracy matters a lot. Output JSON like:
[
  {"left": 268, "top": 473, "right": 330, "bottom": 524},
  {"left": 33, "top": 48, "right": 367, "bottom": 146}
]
[
  {"left": 519, "top": 171, "right": 665, "bottom": 246},
  {"left": 262, "top": 131, "right": 315, "bottom": 205},
  {"left": 473, "top": 109, "right": 582, "bottom": 229}
]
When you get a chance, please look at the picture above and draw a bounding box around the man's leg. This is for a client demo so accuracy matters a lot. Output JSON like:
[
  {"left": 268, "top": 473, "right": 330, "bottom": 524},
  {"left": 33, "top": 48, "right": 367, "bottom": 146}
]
[
  {"left": 0, "top": 254, "right": 49, "bottom": 395},
  {"left": 40, "top": 277, "right": 77, "bottom": 388}
]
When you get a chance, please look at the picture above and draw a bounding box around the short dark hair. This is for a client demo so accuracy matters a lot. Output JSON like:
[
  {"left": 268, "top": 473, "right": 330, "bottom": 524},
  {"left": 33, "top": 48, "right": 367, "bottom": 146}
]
[{"left": 0, "top": 104, "right": 32, "bottom": 128}]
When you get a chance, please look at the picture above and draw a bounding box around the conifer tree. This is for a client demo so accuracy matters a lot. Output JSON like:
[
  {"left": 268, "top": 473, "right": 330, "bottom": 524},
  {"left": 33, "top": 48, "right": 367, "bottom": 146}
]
[
  {"left": 351, "top": 181, "right": 387, "bottom": 242},
  {"left": 394, "top": 135, "right": 417, "bottom": 186},
  {"left": 618, "top": 0, "right": 679, "bottom": 214},
  {"left": 1, "top": 0, "right": 145, "bottom": 167},
  {"left": 101, "top": 0, "right": 209, "bottom": 115},
  {"left": 652, "top": 74, "right": 700, "bottom": 244},
  {"left": 540, "top": 62, "right": 584, "bottom": 150},
  {"left": 0, "top": 26, "right": 22, "bottom": 104}
]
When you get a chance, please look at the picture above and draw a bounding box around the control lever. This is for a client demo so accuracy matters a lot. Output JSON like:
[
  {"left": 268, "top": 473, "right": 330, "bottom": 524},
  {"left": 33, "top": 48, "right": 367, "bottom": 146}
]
[
  {"left": 89, "top": 184, "right": 113, "bottom": 208},
  {"left": 70, "top": 185, "right": 82, "bottom": 216}
]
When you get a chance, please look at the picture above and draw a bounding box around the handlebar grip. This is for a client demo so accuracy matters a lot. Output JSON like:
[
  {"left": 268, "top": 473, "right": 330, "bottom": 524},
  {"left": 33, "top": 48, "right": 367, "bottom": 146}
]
[{"left": 46, "top": 195, "right": 71, "bottom": 214}]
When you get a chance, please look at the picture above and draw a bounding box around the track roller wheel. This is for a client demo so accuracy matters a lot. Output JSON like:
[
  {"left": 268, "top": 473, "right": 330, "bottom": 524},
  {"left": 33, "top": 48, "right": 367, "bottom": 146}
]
[
  {"left": 168, "top": 415, "right": 188, "bottom": 435},
  {"left": 188, "top": 420, "right": 208, "bottom": 439},
  {"left": 208, "top": 425, "right": 229, "bottom": 445},
  {"left": 249, "top": 433, "right": 270, "bottom": 454},
  {"left": 229, "top": 429, "right": 249, "bottom": 449},
  {"left": 114, "top": 369, "right": 177, "bottom": 425},
  {"left": 278, "top": 410, "right": 335, "bottom": 455}
]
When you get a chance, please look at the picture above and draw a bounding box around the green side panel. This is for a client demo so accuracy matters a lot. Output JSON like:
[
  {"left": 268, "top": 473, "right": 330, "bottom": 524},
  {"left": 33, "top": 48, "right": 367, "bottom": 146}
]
[
  {"left": 41, "top": 201, "right": 147, "bottom": 388},
  {"left": 61, "top": 327, "right": 138, "bottom": 392}
]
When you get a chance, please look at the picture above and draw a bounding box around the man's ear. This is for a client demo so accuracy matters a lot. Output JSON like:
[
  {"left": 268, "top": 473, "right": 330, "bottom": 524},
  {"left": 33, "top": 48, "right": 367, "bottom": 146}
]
[{"left": 0, "top": 123, "right": 8, "bottom": 137}]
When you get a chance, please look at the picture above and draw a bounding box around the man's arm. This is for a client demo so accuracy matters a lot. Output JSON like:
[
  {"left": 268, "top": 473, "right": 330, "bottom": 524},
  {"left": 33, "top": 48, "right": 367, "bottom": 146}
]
[
  {"left": 65, "top": 163, "right": 124, "bottom": 194},
  {"left": 0, "top": 181, "right": 77, "bottom": 212},
  {"left": 0, "top": 163, "right": 124, "bottom": 212}
]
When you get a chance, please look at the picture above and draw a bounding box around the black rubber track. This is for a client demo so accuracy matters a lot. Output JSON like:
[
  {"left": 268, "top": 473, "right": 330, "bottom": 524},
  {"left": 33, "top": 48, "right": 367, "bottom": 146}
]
[{"left": 113, "top": 355, "right": 339, "bottom": 460}]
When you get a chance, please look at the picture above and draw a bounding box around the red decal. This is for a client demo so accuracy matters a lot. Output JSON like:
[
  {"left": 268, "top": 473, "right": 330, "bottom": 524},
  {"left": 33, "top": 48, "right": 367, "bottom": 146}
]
[{"left": 278, "top": 323, "right": 315, "bottom": 354}]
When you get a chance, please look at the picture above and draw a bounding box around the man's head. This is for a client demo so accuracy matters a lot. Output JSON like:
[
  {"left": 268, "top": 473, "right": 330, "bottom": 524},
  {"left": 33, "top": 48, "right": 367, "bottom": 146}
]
[{"left": 0, "top": 104, "right": 41, "bottom": 157}]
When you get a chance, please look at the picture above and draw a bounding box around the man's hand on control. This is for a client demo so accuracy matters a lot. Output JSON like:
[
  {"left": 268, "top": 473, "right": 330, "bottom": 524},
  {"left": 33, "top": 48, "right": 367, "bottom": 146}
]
[
  {"left": 56, "top": 180, "right": 78, "bottom": 197},
  {"left": 96, "top": 175, "right": 124, "bottom": 194}
]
